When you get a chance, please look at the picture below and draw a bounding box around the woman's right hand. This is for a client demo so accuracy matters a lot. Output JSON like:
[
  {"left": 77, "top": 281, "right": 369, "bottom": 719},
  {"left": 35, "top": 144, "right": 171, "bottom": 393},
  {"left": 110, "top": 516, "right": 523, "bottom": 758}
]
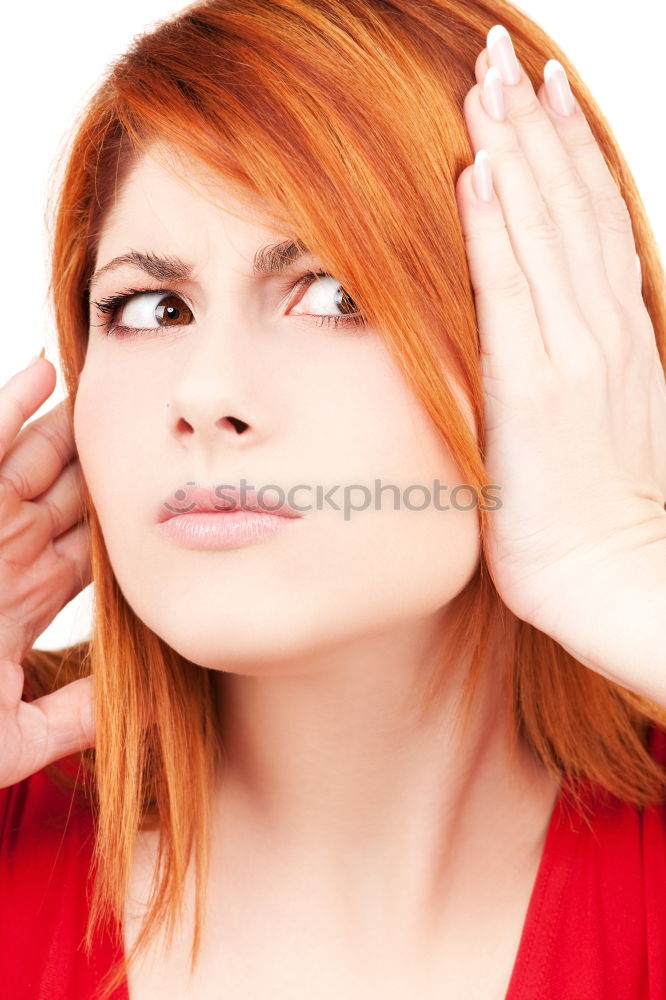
[{"left": 0, "top": 352, "right": 93, "bottom": 789}]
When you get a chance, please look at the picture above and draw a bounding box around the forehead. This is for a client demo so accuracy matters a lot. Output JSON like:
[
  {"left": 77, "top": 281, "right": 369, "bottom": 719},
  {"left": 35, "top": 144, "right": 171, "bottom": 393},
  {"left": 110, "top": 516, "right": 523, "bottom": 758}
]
[{"left": 95, "top": 148, "right": 286, "bottom": 264}]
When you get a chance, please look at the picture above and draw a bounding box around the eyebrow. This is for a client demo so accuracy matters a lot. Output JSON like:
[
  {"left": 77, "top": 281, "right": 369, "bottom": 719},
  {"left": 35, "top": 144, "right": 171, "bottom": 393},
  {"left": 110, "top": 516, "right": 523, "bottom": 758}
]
[{"left": 87, "top": 240, "right": 313, "bottom": 296}]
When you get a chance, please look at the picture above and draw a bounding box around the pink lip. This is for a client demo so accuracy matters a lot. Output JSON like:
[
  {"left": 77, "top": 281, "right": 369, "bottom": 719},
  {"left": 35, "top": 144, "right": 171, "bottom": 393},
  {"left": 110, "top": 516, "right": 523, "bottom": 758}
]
[
  {"left": 155, "top": 483, "right": 303, "bottom": 551},
  {"left": 156, "top": 510, "right": 299, "bottom": 550},
  {"left": 156, "top": 483, "right": 303, "bottom": 523}
]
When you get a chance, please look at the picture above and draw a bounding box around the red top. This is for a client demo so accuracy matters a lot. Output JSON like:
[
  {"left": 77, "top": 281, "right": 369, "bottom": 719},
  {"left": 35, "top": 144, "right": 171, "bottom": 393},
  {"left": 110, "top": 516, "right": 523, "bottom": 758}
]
[{"left": 1, "top": 725, "right": 665, "bottom": 1000}]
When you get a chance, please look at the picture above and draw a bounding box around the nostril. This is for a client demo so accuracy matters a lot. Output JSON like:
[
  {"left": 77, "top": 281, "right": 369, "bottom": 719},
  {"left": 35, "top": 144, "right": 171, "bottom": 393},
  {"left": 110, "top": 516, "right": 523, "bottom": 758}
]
[
  {"left": 176, "top": 416, "right": 194, "bottom": 434},
  {"left": 225, "top": 416, "right": 249, "bottom": 434}
]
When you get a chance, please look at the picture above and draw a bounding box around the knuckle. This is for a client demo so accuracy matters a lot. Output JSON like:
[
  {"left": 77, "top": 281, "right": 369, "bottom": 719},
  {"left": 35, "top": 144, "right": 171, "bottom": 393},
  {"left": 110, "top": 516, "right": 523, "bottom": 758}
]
[
  {"left": 31, "top": 422, "right": 70, "bottom": 468},
  {"left": 39, "top": 497, "right": 62, "bottom": 537},
  {"left": 564, "top": 127, "right": 600, "bottom": 154},
  {"left": 515, "top": 206, "right": 560, "bottom": 243},
  {"left": 0, "top": 390, "right": 30, "bottom": 430},
  {"left": 477, "top": 265, "right": 530, "bottom": 300},
  {"left": 592, "top": 191, "right": 634, "bottom": 238},
  {"left": 0, "top": 465, "right": 30, "bottom": 500},
  {"left": 539, "top": 164, "right": 591, "bottom": 213},
  {"left": 508, "top": 98, "right": 544, "bottom": 127}
]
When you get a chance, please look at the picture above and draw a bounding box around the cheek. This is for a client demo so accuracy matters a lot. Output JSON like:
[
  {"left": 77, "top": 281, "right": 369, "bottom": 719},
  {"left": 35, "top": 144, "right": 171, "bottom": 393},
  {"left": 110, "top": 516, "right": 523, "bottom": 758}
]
[
  {"left": 330, "top": 366, "right": 481, "bottom": 620},
  {"left": 73, "top": 365, "right": 146, "bottom": 521},
  {"left": 333, "top": 453, "right": 482, "bottom": 612}
]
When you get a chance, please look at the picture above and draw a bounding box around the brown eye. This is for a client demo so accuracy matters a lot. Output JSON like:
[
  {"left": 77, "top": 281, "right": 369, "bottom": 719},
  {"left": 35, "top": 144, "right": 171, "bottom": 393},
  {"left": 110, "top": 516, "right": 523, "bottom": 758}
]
[
  {"left": 153, "top": 294, "right": 194, "bottom": 327},
  {"left": 133, "top": 292, "right": 194, "bottom": 327},
  {"left": 113, "top": 290, "right": 195, "bottom": 332}
]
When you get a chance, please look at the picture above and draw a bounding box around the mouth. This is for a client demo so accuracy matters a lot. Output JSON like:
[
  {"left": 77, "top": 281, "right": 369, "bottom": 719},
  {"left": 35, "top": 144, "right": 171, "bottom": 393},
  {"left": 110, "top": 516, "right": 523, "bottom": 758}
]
[{"left": 156, "top": 483, "right": 303, "bottom": 524}]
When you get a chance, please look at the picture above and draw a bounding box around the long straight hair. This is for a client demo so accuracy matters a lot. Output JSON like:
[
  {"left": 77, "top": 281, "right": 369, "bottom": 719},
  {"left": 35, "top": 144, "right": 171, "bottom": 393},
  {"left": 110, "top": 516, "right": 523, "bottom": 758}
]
[{"left": 23, "top": 1, "right": 666, "bottom": 996}]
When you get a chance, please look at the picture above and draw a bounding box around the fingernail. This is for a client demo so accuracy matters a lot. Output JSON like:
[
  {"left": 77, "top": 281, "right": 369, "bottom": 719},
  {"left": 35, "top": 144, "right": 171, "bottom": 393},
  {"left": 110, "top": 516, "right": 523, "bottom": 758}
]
[
  {"left": 473, "top": 149, "right": 494, "bottom": 203},
  {"left": 482, "top": 66, "right": 506, "bottom": 121},
  {"left": 27, "top": 347, "right": 46, "bottom": 368},
  {"left": 544, "top": 59, "right": 575, "bottom": 116},
  {"left": 487, "top": 25, "right": 522, "bottom": 86}
]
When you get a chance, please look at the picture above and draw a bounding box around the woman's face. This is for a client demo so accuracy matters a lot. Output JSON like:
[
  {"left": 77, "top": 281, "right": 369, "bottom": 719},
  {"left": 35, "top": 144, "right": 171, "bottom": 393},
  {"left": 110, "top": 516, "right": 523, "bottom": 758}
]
[{"left": 74, "top": 149, "right": 481, "bottom": 672}]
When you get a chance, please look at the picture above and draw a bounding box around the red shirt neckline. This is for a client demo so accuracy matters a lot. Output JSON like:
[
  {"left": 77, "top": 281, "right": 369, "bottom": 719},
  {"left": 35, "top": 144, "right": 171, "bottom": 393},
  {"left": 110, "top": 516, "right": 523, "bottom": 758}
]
[{"left": 104, "top": 773, "right": 580, "bottom": 999}]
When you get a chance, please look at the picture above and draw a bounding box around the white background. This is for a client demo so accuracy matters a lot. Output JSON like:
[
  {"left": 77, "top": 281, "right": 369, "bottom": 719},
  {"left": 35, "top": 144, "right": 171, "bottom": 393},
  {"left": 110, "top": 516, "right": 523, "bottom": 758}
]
[{"left": 1, "top": 1, "right": 663, "bottom": 650}]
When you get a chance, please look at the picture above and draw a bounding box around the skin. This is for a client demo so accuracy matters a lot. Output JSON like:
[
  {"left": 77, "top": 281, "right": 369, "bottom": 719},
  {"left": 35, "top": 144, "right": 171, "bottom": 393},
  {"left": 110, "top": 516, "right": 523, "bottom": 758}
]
[
  {"left": 72, "top": 146, "right": 559, "bottom": 992},
  {"left": 2, "top": 18, "right": 662, "bottom": 998}
]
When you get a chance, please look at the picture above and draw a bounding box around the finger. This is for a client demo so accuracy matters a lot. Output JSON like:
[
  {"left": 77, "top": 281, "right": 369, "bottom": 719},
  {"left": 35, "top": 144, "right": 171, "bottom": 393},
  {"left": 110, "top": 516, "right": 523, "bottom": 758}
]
[
  {"left": 35, "top": 460, "right": 87, "bottom": 538},
  {"left": 463, "top": 70, "right": 587, "bottom": 362},
  {"left": 455, "top": 154, "right": 548, "bottom": 386},
  {"left": 0, "top": 357, "right": 57, "bottom": 466},
  {"left": 51, "top": 519, "right": 92, "bottom": 589},
  {"left": 531, "top": 78, "right": 644, "bottom": 315},
  {"left": 16, "top": 674, "right": 95, "bottom": 781},
  {"left": 0, "top": 519, "right": 92, "bottom": 663},
  {"left": 0, "top": 397, "right": 77, "bottom": 502},
  {"left": 0, "top": 460, "right": 87, "bottom": 567},
  {"left": 15, "top": 520, "right": 92, "bottom": 659},
  {"left": 476, "top": 35, "right": 620, "bottom": 342}
]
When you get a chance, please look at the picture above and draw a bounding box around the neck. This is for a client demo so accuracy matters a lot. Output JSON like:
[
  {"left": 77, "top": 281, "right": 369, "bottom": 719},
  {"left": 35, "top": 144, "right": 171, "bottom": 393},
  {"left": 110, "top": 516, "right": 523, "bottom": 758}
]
[{"left": 206, "top": 610, "right": 560, "bottom": 941}]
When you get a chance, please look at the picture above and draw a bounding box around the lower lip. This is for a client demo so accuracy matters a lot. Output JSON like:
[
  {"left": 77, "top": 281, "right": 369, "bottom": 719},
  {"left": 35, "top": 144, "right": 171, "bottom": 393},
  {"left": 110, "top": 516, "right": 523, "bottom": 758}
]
[{"left": 155, "top": 511, "right": 300, "bottom": 550}]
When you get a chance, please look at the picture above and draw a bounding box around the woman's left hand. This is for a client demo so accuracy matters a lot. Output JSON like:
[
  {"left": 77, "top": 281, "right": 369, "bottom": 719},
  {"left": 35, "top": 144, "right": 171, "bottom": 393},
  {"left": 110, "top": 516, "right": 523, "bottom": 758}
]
[{"left": 455, "top": 25, "right": 666, "bottom": 705}]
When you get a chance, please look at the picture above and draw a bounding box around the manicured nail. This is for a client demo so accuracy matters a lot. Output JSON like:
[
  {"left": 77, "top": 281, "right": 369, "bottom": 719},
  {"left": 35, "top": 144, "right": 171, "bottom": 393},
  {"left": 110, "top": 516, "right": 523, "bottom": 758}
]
[
  {"left": 473, "top": 149, "right": 494, "bottom": 202},
  {"left": 482, "top": 66, "right": 505, "bottom": 121},
  {"left": 487, "top": 25, "right": 522, "bottom": 86},
  {"left": 27, "top": 347, "right": 46, "bottom": 368},
  {"left": 544, "top": 59, "right": 575, "bottom": 116}
]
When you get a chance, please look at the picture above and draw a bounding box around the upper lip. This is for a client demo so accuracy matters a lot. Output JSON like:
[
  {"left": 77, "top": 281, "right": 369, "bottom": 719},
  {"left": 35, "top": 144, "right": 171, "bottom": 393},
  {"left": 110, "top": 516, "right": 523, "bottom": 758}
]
[{"left": 157, "top": 483, "right": 304, "bottom": 523}]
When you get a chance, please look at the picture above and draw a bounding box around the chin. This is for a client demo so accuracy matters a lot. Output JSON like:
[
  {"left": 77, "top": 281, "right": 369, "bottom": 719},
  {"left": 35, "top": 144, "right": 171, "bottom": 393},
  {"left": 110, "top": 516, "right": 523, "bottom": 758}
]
[{"left": 128, "top": 596, "right": 340, "bottom": 673}]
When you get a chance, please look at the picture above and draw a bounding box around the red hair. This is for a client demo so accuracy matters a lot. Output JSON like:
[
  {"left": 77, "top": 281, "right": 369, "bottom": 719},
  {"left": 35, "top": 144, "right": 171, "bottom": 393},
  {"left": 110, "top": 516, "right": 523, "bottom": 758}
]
[{"left": 23, "top": 1, "right": 666, "bottom": 995}]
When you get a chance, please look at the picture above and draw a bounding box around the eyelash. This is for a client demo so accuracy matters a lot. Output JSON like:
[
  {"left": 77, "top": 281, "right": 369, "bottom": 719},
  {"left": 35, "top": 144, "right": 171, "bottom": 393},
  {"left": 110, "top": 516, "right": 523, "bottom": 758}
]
[{"left": 90, "top": 271, "right": 367, "bottom": 338}]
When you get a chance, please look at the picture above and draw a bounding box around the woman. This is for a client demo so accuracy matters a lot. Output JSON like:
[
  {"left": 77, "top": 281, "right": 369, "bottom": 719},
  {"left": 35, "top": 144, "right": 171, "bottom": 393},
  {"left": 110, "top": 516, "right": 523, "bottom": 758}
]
[{"left": 1, "top": 1, "right": 665, "bottom": 997}]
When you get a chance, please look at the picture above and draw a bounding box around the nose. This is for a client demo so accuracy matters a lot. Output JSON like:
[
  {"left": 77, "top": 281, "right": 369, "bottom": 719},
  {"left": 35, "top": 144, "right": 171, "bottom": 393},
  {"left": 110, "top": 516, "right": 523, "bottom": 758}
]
[{"left": 166, "top": 330, "right": 262, "bottom": 452}]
